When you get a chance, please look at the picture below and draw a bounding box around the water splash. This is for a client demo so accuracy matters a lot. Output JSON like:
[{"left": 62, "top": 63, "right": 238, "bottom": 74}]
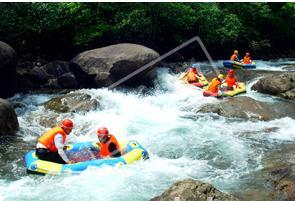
[{"left": 1, "top": 65, "right": 294, "bottom": 200}]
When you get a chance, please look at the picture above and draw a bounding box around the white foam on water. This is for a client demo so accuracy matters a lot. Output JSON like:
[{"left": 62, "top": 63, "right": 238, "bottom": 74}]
[{"left": 1, "top": 66, "right": 294, "bottom": 200}]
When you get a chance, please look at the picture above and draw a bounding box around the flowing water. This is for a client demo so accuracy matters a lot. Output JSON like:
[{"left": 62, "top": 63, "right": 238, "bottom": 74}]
[{"left": 0, "top": 59, "right": 294, "bottom": 201}]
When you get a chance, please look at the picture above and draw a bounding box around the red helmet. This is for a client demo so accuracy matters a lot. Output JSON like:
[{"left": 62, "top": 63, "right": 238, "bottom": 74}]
[
  {"left": 246, "top": 52, "right": 250, "bottom": 56},
  {"left": 97, "top": 127, "right": 109, "bottom": 136},
  {"left": 60, "top": 119, "right": 73, "bottom": 129},
  {"left": 189, "top": 67, "right": 197, "bottom": 73},
  {"left": 229, "top": 69, "right": 234, "bottom": 74}
]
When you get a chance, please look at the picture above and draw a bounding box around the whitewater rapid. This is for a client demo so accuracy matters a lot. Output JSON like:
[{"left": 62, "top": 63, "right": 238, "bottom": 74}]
[{"left": 0, "top": 60, "right": 294, "bottom": 201}]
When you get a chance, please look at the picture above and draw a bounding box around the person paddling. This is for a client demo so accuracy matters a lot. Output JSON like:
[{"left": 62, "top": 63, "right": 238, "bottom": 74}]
[{"left": 36, "top": 119, "right": 75, "bottom": 164}]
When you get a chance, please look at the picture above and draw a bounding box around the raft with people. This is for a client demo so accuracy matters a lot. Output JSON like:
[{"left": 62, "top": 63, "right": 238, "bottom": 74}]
[
  {"left": 224, "top": 51, "right": 256, "bottom": 69},
  {"left": 179, "top": 65, "right": 209, "bottom": 88},
  {"left": 203, "top": 70, "right": 246, "bottom": 97},
  {"left": 24, "top": 140, "right": 149, "bottom": 175},
  {"left": 203, "top": 82, "right": 246, "bottom": 97},
  {"left": 223, "top": 60, "right": 256, "bottom": 69},
  {"left": 220, "top": 82, "right": 246, "bottom": 96}
]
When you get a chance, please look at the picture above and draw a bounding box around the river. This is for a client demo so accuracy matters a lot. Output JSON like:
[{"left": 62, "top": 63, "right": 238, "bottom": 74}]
[{"left": 0, "top": 59, "right": 294, "bottom": 201}]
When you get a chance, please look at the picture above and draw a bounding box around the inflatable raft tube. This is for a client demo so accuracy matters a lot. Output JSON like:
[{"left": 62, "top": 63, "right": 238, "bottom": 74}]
[
  {"left": 203, "top": 82, "right": 246, "bottom": 97},
  {"left": 220, "top": 82, "right": 247, "bottom": 97},
  {"left": 24, "top": 140, "right": 149, "bottom": 175},
  {"left": 223, "top": 60, "right": 256, "bottom": 69},
  {"left": 179, "top": 72, "right": 209, "bottom": 88}
]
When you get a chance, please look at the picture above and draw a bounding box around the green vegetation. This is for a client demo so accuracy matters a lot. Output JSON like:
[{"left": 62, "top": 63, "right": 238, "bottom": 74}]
[{"left": 0, "top": 2, "right": 294, "bottom": 60}]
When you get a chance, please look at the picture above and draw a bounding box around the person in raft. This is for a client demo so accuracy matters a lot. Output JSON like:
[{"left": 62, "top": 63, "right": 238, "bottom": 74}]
[
  {"left": 225, "top": 69, "right": 239, "bottom": 90},
  {"left": 230, "top": 50, "right": 241, "bottom": 62},
  {"left": 36, "top": 119, "right": 75, "bottom": 164},
  {"left": 97, "top": 127, "right": 121, "bottom": 158},
  {"left": 203, "top": 74, "right": 224, "bottom": 97},
  {"left": 185, "top": 64, "right": 202, "bottom": 87},
  {"left": 242, "top": 52, "right": 252, "bottom": 64}
]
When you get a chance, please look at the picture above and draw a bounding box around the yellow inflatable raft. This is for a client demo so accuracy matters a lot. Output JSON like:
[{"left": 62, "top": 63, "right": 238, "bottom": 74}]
[
  {"left": 179, "top": 72, "right": 209, "bottom": 88},
  {"left": 221, "top": 82, "right": 247, "bottom": 96}
]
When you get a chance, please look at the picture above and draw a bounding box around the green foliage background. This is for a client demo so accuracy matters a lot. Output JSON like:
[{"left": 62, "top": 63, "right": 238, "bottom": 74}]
[{"left": 0, "top": 2, "right": 294, "bottom": 60}]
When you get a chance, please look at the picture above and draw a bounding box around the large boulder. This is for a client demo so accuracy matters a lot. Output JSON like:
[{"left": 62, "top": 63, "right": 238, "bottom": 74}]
[
  {"left": 150, "top": 179, "right": 240, "bottom": 201},
  {"left": 197, "top": 96, "right": 295, "bottom": 121},
  {"left": 71, "top": 43, "right": 160, "bottom": 87},
  {"left": 270, "top": 166, "right": 295, "bottom": 201},
  {"left": 0, "top": 99, "right": 19, "bottom": 135},
  {"left": 261, "top": 144, "right": 295, "bottom": 201},
  {"left": 0, "top": 42, "right": 17, "bottom": 98},
  {"left": 44, "top": 92, "right": 99, "bottom": 113},
  {"left": 252, "top": 72, "right": 295, "bottom": 99}
]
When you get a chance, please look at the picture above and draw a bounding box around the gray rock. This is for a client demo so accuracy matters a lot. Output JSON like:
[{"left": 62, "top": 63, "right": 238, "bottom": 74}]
[
  {"left": 44, "top": 60, "right": 70, "bottom": 76},
  {"left": 44, "top": 93, "right": 99, "bottom": 113},
  {"left": 16, "top": 60, "right": 94, "bottom": 90},
  {"left": 269, "top": 165, "right": 295, "bottom": 201},
  {"left": 251, "top": 72, "right": 295, "bottom": 99},
  {"left": 281, "top": 89, "right": 295, "bottom": 100},
  {"left": 72, "top": 43, "right": 160, "bottom": 87},
  {"left": 57, "top": 72, "right": 78, "bottom": 88},
  {"left": 150, "top": 179, "right": 240, "bottom": 201},
  {"left": 0, "top": 98, "right": 19, "bottom": 135},
  {"left": 197, "top": 96, "right": 295, "bottom": 121},
  {"left": 30, "top": 66, "right": 51, "bottom": 83},
  {"left": 0, "top": 41, "right": 17, "bottom": 98},
  {"left": 261, "top": 144, "right": 295, "bottom": 201}
]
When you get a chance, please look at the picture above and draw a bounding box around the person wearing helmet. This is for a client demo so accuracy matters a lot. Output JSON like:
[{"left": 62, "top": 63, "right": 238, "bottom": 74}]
[
  {"left": 225, "top": 69, "right": 239, "bottom": 90},
  {"left": 203, "top": 74, "right": 224, "bottom": 97},
  {"left": 243, "top": 52, "right": 252, "bottom": 64},
  {"left": 97, "top": 127, "right": 121, "bottom": 158},
  {"left": 36, "top": 119, "right": 75, "bottom": 164},
  {"left": 230, "top": 50, "right": 241, "bottom": 62},
  {"left": 185, "top": 65, "right": 202, "bottom": 85}
]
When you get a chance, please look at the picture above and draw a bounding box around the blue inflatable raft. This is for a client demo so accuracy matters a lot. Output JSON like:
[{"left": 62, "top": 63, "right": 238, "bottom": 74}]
[
  {"left": 24, "top": 140, "right": 149, "bottom": 175},
  {"left": 223, "top": 60, "right": 256, "bottom": 69}
]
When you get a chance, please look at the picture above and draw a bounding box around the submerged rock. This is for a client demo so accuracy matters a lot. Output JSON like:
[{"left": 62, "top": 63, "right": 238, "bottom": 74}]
[
  {"left": 0, "top": 99, "right": 19, "bottom": 135},
  {"left": 197, "top": 96, "right": 295, "bottom": 121},
  {"left": 252, "top": 72, "right": 295, "bottom": 100},
  {"left": 44, "top": 93, "right": 99, "bottom": 113},
  {"left": 150, "top": 179, "right": 240, "bottom": 201},
  {"left": 72, "top": 43, "right": 159, "bottom": 87}
]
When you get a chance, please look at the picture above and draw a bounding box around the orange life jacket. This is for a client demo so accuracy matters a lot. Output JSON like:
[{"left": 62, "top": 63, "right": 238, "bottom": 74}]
[
  {"left": 230, "top": 54, "right": 237, "bottom": 61},
  {"left": 100, "top": 134, "right": 120, "bottom": 158},
  {"left": 226, "top": 75, "right": 236, "bottom": 88},
  {"left": 243, "top": 56, "right": 251, "bottom": 64},
  {"left": 208, "top": 78, "right": 221, "bottom": 93},
  {"left": 38, "top": 126, "right": 67, "bottom": 152},
  {"left": 187, "top": 71, "right": 198, "bottom": 83}
]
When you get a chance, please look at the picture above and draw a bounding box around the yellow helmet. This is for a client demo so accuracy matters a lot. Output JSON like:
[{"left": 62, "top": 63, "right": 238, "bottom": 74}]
[
  {"left": 234, "top": 50, "right": 238, "bottom": 54},
  {"left": 218, "top": 74, "right": 224, "bottom": 79}
]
